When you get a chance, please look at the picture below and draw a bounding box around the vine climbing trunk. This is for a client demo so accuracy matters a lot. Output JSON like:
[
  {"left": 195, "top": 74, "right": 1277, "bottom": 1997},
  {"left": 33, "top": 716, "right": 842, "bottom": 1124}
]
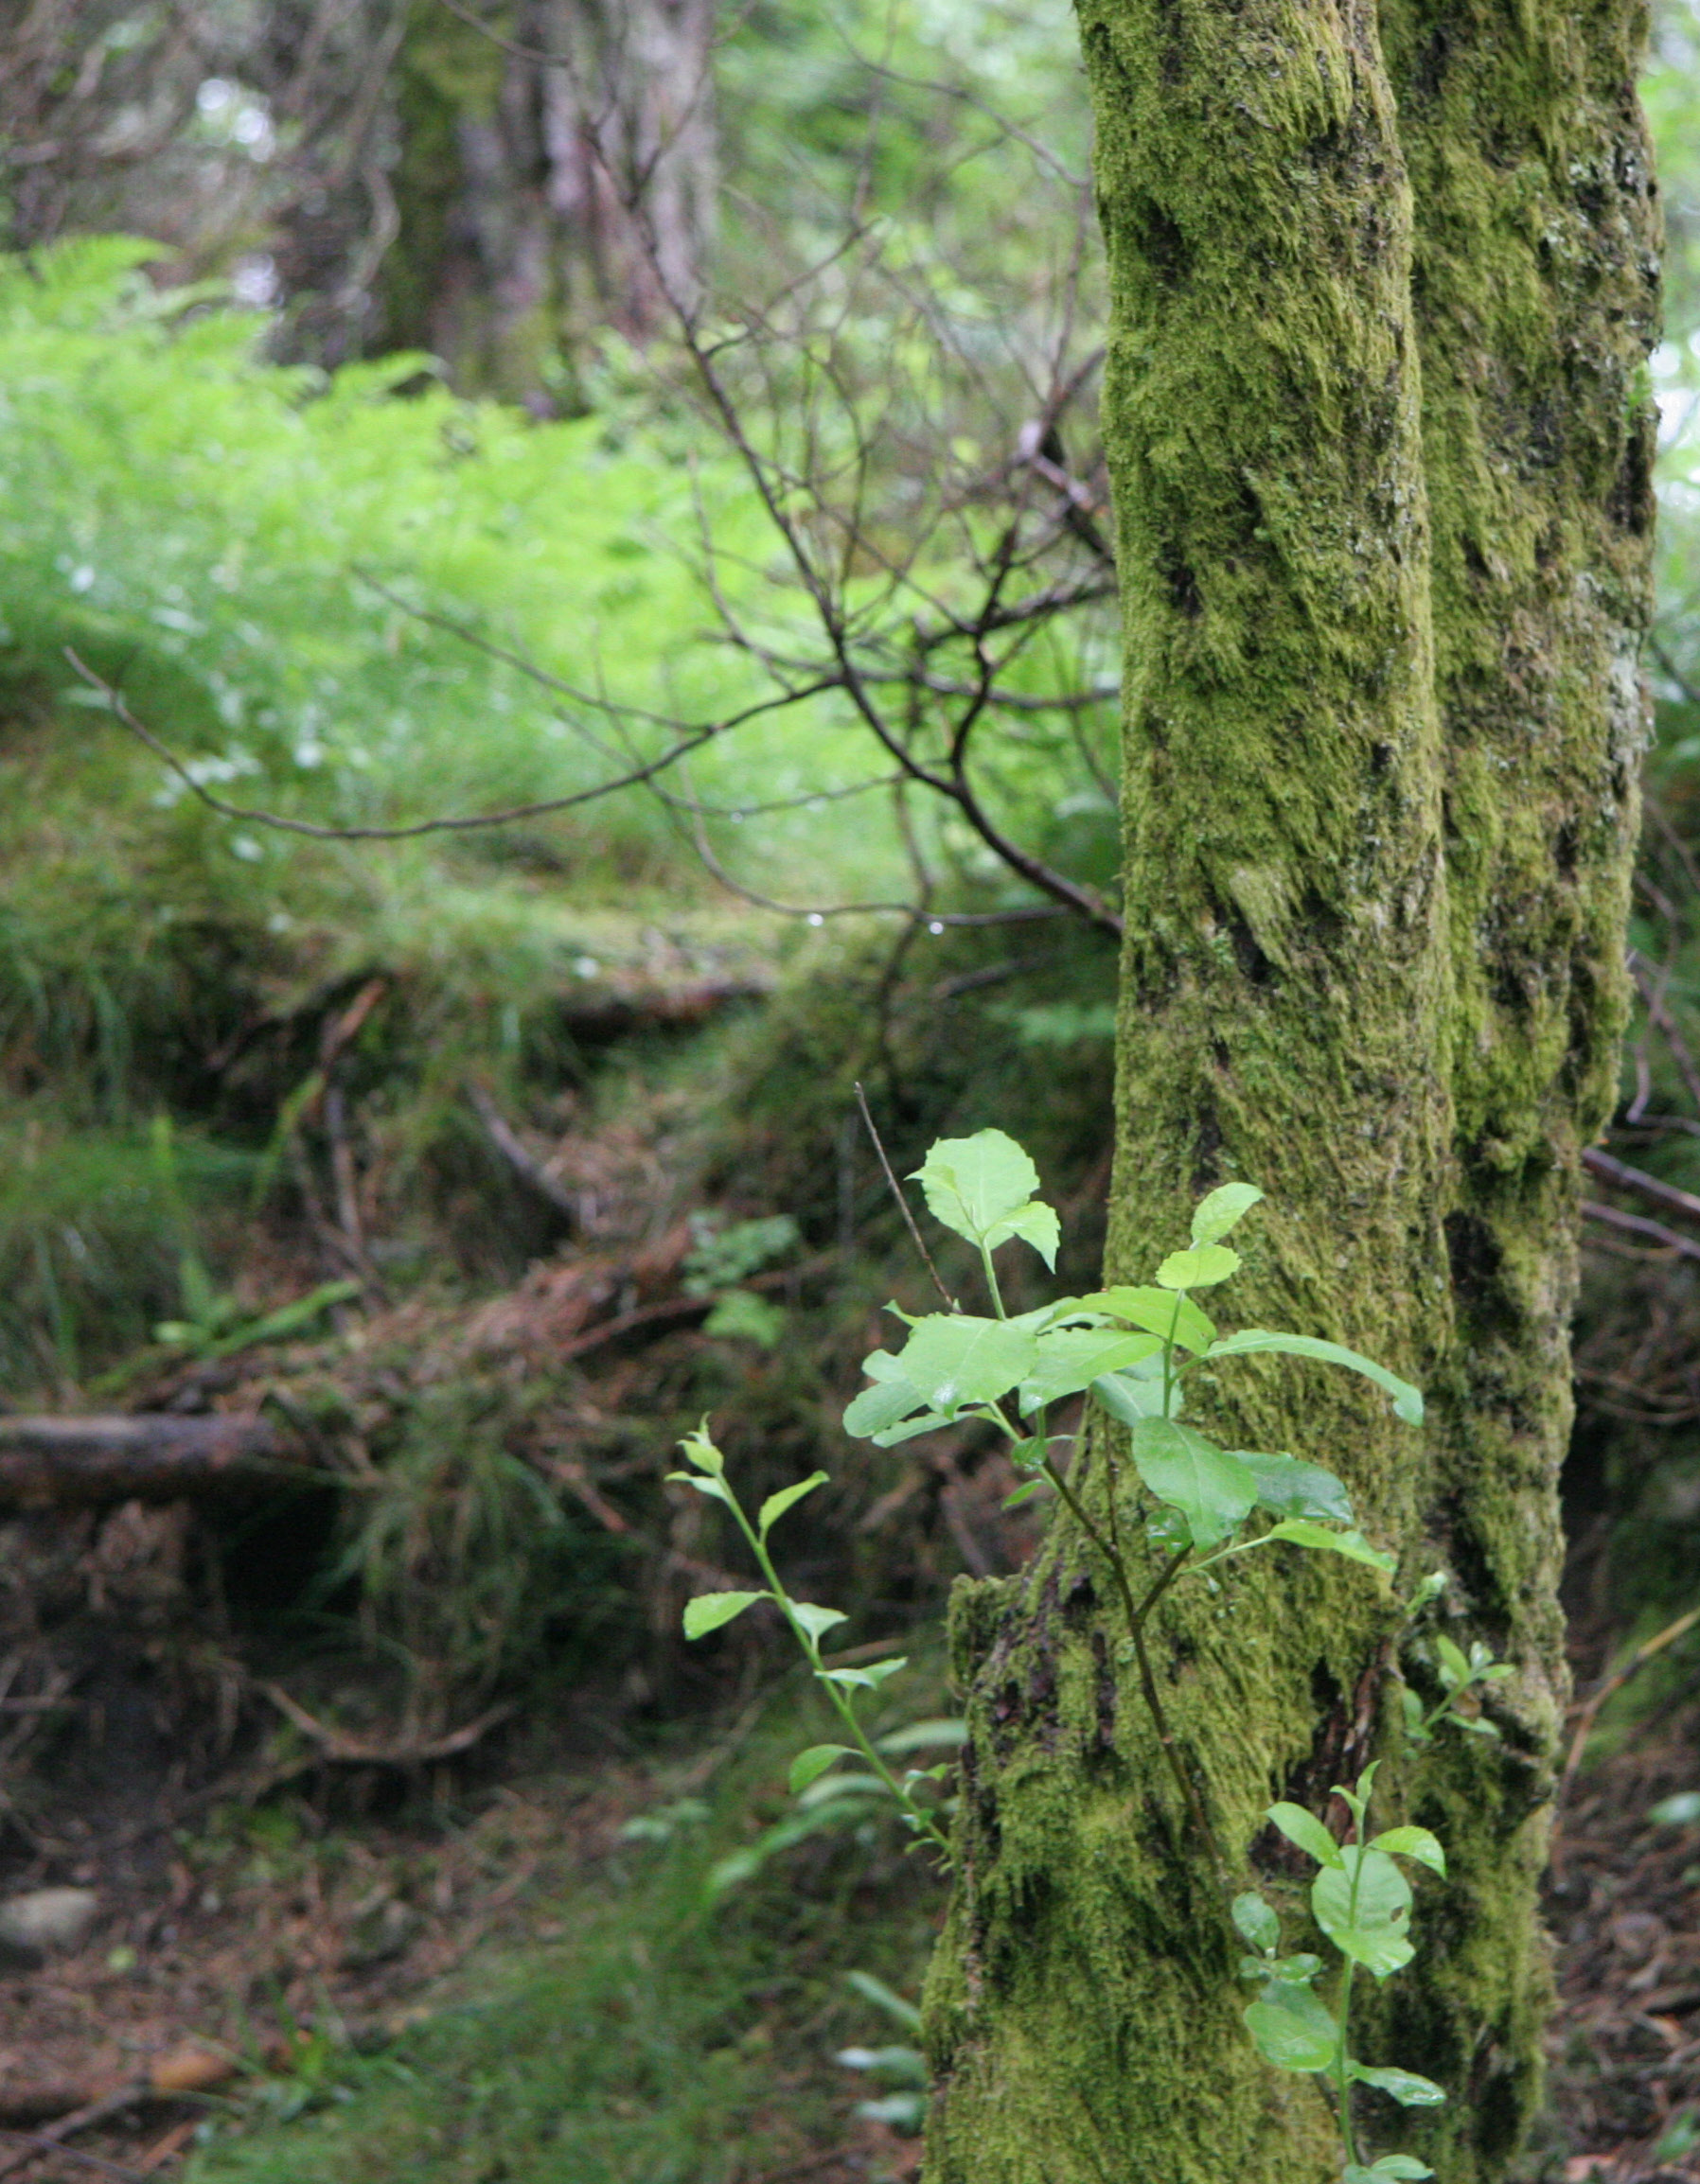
[{"left": 921, "top": 0, "right": 1657, "bottom": 2177}]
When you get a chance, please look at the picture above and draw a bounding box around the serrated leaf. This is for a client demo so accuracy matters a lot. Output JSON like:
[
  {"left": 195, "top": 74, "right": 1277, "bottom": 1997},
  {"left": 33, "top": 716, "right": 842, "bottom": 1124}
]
[
  {"left": 892, "top": 1313, "right": 1038, "bottom": 1411},
  {"left": 1204, "top": 1330, "right": 1425, "bottom": 1425},
  {"left": 1313, "top": 1847, "right": 1414, "bottom": 1977},
  {"left": 1349, "top": 2063, "right": 1447, "bottom": 2106},
  {"left": 1155, "top": 1243, "right": 1242, "bottom": 1291},
  {"left": 1129, "top": 1417, "right": 1257, "bottom": 1549},
  {"left": 790, "top": 1601, "right": 849, "bottom": 1644},
  {"left": 984, "top": 1198, "right": 1061, "bottom": 1270},
  {"left": 1263, "top": 1520, "right": 1396, "bottom": 1574},
  {"left": 1020, "top": 1328, "right": 1163, "bottom": 1410},
  {"left": 1371, "top": 1825, "right": 1446, "bottom": 1876},
  {"left": 910, "top": 1130, "right": 1043, "bottom": 1248},
  {"left": 1266, "top": 1802, "right": 1344, "bottom": 1867},
  {"left": 1243, "top": 1984, "right": 1338, "bottom": 2074},
  {"left": 1237, "top": 1451, "right": 1354, "bottom": 1524},
  {"left": 1232, "top": 1893, "right": 1280, "bottom": 1954},
  {"left": 1191, "top": 1182, "right": 1266, "bottom": 1245},
  {"left": 1076, "top": 1286, "right": 1217, "bottom": 1353},
  {"left": 789, "top": 1744, "right": 856, "bottom": 1792},
  {"left": 1004, "top": 1478, "right": 1050, "bottom": 1509},
  {"left": 682, "top": 1590, "right": 769, "bottom": 1640},
  {"left": 859, "top": 1656, "right": 908, "bottom": 1685},
  {"left": 760, "top": 1472, "right": 828, "bottom": 1538}
]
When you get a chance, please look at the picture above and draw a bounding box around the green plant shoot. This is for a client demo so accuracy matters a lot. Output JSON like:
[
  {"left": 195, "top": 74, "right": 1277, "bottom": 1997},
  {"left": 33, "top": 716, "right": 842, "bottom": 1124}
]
[{"left": 669, "top": 1425, "right": 952, "bottom": 1862}]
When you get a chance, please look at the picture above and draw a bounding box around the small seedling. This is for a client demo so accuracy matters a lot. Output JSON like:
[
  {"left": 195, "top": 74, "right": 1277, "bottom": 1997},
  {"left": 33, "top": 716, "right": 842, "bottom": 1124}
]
[{"left": 669, "top": 1426, "right": 952, "bottom": 1859}]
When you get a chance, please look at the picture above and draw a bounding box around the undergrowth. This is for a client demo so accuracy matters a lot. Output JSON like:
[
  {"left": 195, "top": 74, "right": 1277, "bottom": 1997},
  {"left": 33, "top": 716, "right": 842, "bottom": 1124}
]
[{"left": 185, "top": 1672, "right": 947, "bottom": 2184}]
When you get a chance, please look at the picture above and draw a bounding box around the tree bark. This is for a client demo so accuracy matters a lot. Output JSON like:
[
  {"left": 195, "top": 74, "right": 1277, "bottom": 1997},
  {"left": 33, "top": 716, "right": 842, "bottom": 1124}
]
[
  {"left": 381, "top": 0, "right": 717, "bottom": 408},
  {"left": 921, "top": 0, "right": 1657, "bottom": 2176}
]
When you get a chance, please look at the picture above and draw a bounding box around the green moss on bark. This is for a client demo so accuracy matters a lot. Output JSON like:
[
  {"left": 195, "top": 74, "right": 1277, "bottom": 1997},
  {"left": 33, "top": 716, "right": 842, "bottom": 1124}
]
[{"left": 921, "top": 0, "right": 1658, "bottom": 2174}]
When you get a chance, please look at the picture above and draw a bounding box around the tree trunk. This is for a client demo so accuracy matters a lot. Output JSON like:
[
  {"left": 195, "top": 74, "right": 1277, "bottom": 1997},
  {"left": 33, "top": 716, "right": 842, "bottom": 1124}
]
[
  {"left": 921, "top": 0, "right": 1658, "bottom": 2176},
  {"left": 381, "top": 0, "right": 716, "bottom": 409}
]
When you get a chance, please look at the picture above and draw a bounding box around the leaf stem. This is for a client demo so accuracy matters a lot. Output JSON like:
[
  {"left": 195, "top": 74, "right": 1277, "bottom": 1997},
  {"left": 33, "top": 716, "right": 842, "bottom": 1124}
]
[
  {"left": 724, "top": 1485, "right": 953, "bottom": 1860},
  {"left": 1043, "top": 1453, "right": 1224, "bottom": 1874}
]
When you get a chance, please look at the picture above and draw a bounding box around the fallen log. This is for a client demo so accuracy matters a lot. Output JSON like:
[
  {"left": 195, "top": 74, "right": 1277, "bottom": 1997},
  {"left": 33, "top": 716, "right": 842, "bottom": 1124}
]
[{"left": 0, "top": 1416, "right": 318, "bottom": 1510}]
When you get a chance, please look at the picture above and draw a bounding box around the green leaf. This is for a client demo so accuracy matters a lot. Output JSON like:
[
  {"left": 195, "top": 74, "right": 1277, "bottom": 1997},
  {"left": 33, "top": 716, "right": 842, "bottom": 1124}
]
[
  {"left": 817, "top": 1653, "right": 907, "bottom": 1692},
  {"left": 1243, "top": 1984, "right": 1338, "bottom": 2074},
  {"left": 892, "top": 1313, "right": 1038, "bottom": 1411},
  {"left": 789, "top": 1744, "right": 856, "bottom": 1792},
  {"left": 1346, "top": 2158, "right": 1434, "bottom": 2180},
  {"left": 844, "top": 1970, "right": 924, "bottom": 2034},
  {"left": 1003, "top": 1478, "right": 1050, "bottom": 1509},
  {"left": 843, "top": 1352, "right": 928, "bottom": 1438},
  {"left": 1075, "top": 1286, "right": 1217, "bottom": 1353},
  {"left": 1191, "top": 1182, "right": 1266, "bottom": 1245},
  {"left": 1650, "top": 1790, "right": 1700, "bottom": 1826},
  {"left": 1204, "top": 1330, "right": 1425, "bottom": 1425},
  {"left": 910, "top": 1130, "right": 1044, "bottom": 1248},
  {"left": 1262, "top": 1520, "right": 1396, "bottom": 1574},
  {"left": 1349, "top": 2063, "right": 1447, "bottom": 2106},
  {"left": 1129, "top": 1418, "right": 1257, "bottom": 1549},
  {"left": 1371, "top": 1825, "right": 1446, "bottom": 1876},
  {"left": 1237, "top": 1451, "right": 1354, "bottom": 1524},
  {"left": 682, "top": 1591, "right": 769, "bottom": 1640},
  {"left": 1435, "top": 1635, "right": 1471, "bottom": 1688},
  {"left": 871, "top": 1411, "right": 956, "bottom": 1447},
  {"left": 790, "top": 1601, "right": 849, "bottom": 1644},
  {"left": 1155, "top": 1243, "right": 1241, "bottom": 1291},
  {"left": 877, "top": 1718, "right": 967, "bottom": 1754},
  {"left": 1313, "top": 1847, "right": 1414, "bottom": 1977},
  {"left": 984, "top": 1199, "right": 1061, "bottom": 1270},
  {"left": 1266, "top": 1802, "right": 1344, "bottom": 1868},
  {"left": 676, "top": 1422, "right": 726, "bottom": 1474},
  {"left": 1232, "top": 1893, "right": 1280, "bottom": 1954},
  {"left": 665, "top": 1471, "right": 734, "bottom": 1506},
  {"left": 1009, "top": 1436, "right": 1050, "bottom": 1471},
  {"left": 759, "top": 1472, "right": 828, "bottom": 1538},
  {"left": 1020, "top": 1328, "right": 1163, "bottom": 1409},
  {"left": 1093, "top": 1367, "right": 1172, "bottom": 1427}
]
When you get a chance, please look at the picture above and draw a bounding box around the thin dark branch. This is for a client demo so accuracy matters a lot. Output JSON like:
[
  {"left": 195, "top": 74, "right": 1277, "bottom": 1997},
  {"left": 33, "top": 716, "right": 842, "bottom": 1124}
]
[
  {"left": 853, "top": 1081, "right": 957, "bottom": 1312},
  {"left": 67, "top": 650, "right": 766, "bottom": 843},
  {"left": 1582, "top": 1199, "right": 1700, "bottom": 1264}
]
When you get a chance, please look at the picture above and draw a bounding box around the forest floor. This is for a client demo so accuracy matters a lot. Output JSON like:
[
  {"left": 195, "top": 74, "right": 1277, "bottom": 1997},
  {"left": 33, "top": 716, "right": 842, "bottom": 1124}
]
[{"left": 0, "top": 1672, "right": 1694, "bottom": 2182}]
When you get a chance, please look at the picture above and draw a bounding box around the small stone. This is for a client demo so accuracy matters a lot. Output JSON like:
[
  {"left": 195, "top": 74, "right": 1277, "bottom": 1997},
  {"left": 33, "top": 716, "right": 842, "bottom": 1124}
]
[{"left": 0, "top": 1888, "right": 99, "bottom": 1964}]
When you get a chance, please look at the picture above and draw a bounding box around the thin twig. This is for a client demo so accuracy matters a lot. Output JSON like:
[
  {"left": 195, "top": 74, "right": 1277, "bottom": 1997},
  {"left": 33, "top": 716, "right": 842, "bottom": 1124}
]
[
  {"left": 853, "top": 1083, "right": 957, "bottom": 1312},
  {"left": 0, "top": 2130, "right": 150, "bottom": 2184},
  {"left": 65, "top": 650, "right": 741, "bottom": 843},
  {"left": 1555, "top": 1598, "right": 1700, "bottom": 1831},
  {"left": 1582, "top": 1200, "right": 1700, "bottom": 1264}
]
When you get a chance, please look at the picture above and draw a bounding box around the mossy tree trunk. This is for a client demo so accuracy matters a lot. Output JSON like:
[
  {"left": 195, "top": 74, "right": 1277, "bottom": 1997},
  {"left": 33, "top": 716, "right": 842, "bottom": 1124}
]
[
  {"left": 921, "top": 0, "right": 1658, "bottom": 2177},
  {"left": 381, "top": 0, "right": 716, "bottom": 409}
]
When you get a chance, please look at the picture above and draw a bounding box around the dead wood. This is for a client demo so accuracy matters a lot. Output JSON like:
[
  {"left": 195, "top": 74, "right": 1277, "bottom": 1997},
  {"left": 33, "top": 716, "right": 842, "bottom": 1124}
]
[{"left": 0, "top": 1417, "right": 318, "bottom": 1510}]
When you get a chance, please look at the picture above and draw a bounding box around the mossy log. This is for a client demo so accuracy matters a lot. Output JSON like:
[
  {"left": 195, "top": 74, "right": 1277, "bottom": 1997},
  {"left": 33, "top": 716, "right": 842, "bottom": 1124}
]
[
  {"left": 0, "top": 1416, "right": 311, "bottom": 1508},
  {"left": 922, "top": 0, "right": 1659, "bottom": 2176}
]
